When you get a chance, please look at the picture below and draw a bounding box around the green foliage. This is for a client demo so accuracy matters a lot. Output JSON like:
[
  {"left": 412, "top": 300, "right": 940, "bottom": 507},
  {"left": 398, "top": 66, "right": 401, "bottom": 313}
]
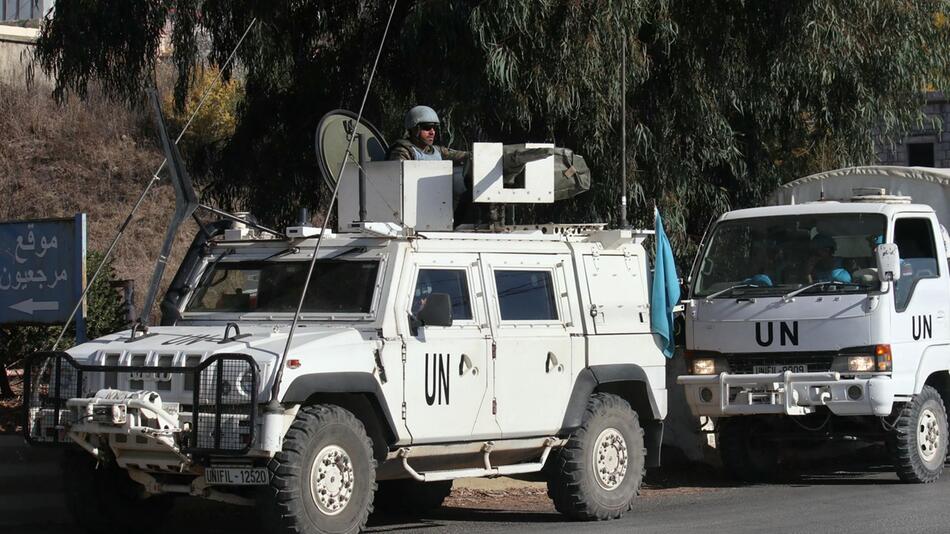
[
  {"left": 1, "top": 251, "right": 128, "bottom": 370},
  {"left": 33, "top": 1, "right": 950, "bottom": 260},
  {"left": 162, "top": 66, "right": 244, "bottom": 179},
  {"left": 84, "top": 251, "right": 129, "bottom": 340}
]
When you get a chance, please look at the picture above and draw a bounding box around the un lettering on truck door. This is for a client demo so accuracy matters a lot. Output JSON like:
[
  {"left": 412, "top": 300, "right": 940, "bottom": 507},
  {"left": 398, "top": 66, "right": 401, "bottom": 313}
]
[{"left": 912, "top": 315, "right": 933, "bottom": 340}]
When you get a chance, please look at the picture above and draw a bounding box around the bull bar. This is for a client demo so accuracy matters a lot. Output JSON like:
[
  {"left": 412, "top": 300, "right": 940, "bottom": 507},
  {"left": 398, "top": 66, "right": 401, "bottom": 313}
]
[
  {"left": 23, "top": 351, "right": 259, "bottom": 456},
  {"left": 677, "top": 371, "right": 896, "bottom": 417}
]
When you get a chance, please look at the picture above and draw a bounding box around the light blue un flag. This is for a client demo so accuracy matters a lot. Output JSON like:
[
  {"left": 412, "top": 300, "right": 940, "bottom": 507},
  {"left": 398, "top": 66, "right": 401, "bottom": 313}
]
[{"left": 650, "top": 208, "right": 680, "bottom": 358}]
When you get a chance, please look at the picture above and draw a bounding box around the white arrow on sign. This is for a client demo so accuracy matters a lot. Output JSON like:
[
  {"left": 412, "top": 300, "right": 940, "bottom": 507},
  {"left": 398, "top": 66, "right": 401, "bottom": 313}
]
[{"left": 10, "top": 298, "right": 60, "bottom": 315}]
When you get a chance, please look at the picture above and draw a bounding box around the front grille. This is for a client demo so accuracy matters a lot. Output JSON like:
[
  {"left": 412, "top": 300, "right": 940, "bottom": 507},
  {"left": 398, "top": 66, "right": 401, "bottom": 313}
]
[{"left": 727, "top": 353, "right": 834, "bottom": 374}]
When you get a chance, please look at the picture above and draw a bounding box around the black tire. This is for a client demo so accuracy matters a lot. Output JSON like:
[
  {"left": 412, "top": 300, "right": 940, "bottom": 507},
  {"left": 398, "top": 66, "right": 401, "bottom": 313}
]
[
  {"left": 373, "top": 479, "right": 452, "bottom": 515},
  {"left": 61, "top": 448, "right": 174, "bottom": 534},
  {"left": 546, "top": 393, "right": 645, "bottom": 521},
  {"left": 263, "top": 404, "right": 376, "bottom": 534},
  {"left": 887, "top": 385, "right": 948, "bottom": 483},
  {"left": 718, "top": 417, "right": 779, "bottom": 483}
]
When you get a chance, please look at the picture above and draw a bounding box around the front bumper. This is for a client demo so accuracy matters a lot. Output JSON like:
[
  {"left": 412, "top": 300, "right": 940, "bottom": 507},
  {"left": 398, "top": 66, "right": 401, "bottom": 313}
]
[{"left": 676, "top": 371, "right": 896, "bottom": 417}]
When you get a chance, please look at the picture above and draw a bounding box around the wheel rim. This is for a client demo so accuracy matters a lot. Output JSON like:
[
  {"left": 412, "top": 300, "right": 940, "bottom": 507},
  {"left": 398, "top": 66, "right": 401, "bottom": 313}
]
[
  {"left": 310, "top": 445, "right": 355, "bottom": 515},
  {"left": 918, "top": 408, "right": 941, "bottom": 463},
  {"left": 593, "top": 427, "right": 628, "bottom": 490}
]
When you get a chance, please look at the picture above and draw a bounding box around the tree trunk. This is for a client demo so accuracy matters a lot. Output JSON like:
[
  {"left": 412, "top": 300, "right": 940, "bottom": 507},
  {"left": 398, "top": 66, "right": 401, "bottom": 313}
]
[{"left": 0, "top": 369, "right": 13, "bottom": 399}]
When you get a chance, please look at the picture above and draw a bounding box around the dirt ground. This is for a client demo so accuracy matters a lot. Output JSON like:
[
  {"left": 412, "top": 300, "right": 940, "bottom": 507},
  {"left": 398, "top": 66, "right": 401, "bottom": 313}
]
[{"left": 445, "top": 464, "right": 725, "bottom": 511}]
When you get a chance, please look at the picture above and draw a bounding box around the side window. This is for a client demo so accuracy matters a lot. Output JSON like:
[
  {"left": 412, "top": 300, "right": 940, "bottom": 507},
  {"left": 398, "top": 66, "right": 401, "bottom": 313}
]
[
  {"left": 494, "top": 270, "right": 558, "bottom": 321},
  {"left": 413, "top": 269, "right": 473, "bottom": 321},
  {"left": 894, "top": 218, "right": 939, "bottom": 312}
]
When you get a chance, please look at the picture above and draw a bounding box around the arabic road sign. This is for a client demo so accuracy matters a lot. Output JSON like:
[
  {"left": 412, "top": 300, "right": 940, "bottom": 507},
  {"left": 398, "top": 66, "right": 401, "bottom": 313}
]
[{"left": 0, "top": 215, "right": 86, "bottom": 334}]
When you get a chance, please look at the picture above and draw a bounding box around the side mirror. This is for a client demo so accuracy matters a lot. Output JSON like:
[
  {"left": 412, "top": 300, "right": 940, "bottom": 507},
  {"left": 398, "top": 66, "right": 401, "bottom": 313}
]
[
  {"left": 417, "top": 293, "right": 453, "bottom": 327},
  {"left": 876, "top": 243, "right": 901, "bottom": 282}
]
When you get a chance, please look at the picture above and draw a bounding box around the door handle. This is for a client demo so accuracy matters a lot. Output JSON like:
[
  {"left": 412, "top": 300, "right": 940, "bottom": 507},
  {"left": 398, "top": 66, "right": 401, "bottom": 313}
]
[
  {"left": 546, "top": 352, "right": 564, "bottom": 373},
  {"left": 459, "top": 353, "right": 477, "bottom": 376}
]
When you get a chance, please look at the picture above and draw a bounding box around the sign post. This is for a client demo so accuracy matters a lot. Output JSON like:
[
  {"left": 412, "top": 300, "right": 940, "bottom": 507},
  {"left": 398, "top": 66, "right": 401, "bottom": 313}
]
[{"left": 0, "top": 215, "right": 87, "bottom": 341}]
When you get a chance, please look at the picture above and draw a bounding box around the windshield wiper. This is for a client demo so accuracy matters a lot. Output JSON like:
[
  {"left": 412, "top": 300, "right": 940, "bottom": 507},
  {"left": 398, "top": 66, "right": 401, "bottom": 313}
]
[
  {"left": 782, "top": 280, "right": 848, "bottom": 302},
  {"left": 703, "top": 283, "right": 759, "bottom": 301},
  {"left": 262, "top": 246, "right": 300, "bottom": 261},
  {"left": 782, "top": 280, "right": 866, "bottom": 301}
]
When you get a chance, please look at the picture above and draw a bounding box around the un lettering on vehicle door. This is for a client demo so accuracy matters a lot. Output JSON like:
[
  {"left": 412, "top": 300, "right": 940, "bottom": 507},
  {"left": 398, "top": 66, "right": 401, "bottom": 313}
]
[{"left": 401, "top": 256, "right": 497, "bottom": 442}]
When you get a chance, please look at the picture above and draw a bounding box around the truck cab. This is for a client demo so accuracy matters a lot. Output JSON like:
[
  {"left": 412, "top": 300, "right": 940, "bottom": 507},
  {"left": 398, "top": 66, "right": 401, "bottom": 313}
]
[{"left": 678, "top": 166, "right": 950, "bottom": 483}]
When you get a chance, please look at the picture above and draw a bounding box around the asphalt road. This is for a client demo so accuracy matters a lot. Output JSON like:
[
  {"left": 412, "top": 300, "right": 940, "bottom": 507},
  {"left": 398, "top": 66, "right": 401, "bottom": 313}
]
[{"left": 3, "top": 434, "right": 948, "bottom": 534}]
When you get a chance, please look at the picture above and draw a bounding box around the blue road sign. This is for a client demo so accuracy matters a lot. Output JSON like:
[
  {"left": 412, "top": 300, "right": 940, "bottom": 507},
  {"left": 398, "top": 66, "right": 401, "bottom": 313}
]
[{"left": 0, "top": 215, "right": 86, "bottom": 334}]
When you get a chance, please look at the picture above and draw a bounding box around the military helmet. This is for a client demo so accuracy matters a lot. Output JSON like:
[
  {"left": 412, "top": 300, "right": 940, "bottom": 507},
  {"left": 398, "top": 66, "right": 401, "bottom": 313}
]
[{"left": 404, "top": 105, "right": 440, "bottom": 130}]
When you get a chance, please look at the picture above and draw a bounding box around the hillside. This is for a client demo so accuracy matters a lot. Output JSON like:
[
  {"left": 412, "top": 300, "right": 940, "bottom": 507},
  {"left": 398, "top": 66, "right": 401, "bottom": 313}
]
[{"left": 0, "top": 81, "right": 198, "bottom": 323}]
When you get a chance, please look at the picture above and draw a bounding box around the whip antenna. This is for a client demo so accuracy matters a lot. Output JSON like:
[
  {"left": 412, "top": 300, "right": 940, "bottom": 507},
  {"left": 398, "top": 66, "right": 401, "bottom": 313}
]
[{"left": 269, "top": 0, "right": 400, "bottom": 402}]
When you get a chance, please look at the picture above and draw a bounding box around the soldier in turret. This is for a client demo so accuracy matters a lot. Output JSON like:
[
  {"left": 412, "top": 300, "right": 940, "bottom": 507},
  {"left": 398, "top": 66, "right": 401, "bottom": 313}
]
[{"left": 388, "top": 105, "right": 469, "bottom": 163}]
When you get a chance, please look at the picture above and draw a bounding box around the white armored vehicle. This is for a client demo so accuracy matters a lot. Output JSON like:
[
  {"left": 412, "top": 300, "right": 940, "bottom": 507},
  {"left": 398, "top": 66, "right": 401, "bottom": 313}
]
[
  {"left": 25, "top": 112, "right": 671, "bottom": 533},
  {"left": 678, "top": 166, "right": 950, "bottom": 483}
]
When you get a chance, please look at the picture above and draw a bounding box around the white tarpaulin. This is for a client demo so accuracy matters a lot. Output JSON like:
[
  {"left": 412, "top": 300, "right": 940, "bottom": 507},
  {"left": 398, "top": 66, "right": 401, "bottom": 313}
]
[{"left": 769, "top": 166, "right": 950, "bottom": 226}]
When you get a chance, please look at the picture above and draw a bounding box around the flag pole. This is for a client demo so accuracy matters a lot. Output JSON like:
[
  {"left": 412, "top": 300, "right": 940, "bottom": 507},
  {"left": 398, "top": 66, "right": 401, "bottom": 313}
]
[{"left": 620, "top": 37, "right": 628, "bottom": 228}]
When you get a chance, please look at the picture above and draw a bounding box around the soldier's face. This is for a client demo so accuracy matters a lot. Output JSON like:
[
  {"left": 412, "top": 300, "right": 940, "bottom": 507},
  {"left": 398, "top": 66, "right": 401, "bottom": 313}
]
[{"left": 415, "top": 123, "right": 437, "bottom": 146}]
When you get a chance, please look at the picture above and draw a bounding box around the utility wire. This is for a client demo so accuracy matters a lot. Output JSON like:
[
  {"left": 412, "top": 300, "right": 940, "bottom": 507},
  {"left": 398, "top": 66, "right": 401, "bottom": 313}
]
[{"left": 270, "top": 0, "right": 399, "bottom": 402}]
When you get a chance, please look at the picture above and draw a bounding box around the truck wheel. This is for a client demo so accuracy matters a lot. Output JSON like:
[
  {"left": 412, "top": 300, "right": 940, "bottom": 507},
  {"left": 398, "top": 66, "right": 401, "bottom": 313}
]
[
  {"left": 546, "top": 393, "right": 645, "bottom": 520},
  {"left": 62, "top": 447, "right": 173, "bottom": 534},
  {"left": 264, "top": 404, "right": 376, "bottom": 534},
  {"left": 718, "top": 417, "right": 779, "bottom": 483},
  {"left": 888, "top": 385, "right": 948, "bottom": 483},
  {"left": 373, "top": 479, "right": 452, "bottom": 515}
]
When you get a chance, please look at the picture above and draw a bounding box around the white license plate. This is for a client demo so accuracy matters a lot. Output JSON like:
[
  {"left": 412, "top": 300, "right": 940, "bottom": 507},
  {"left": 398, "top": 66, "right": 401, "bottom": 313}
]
[
  {"left": 204, "top": 467, "right": 269, "bottom": 486},
  {"left": 753, "top": 364, "right": 808, "bottom": 374}
]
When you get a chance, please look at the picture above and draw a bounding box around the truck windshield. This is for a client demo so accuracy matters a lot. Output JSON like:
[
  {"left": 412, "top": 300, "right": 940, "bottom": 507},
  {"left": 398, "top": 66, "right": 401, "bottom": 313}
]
[
  {"left": 185, "top": 260, "right": 380, "bottom": 314},
  {"left": 693, "top": 213, "right": 887, "bottom": 298}
]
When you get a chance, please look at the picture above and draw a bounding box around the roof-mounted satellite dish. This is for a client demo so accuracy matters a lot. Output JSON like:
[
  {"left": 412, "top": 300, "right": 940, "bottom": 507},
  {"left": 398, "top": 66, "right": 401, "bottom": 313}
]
[{"left": 314, "top": 109, "right": 388, "bottom": 190}]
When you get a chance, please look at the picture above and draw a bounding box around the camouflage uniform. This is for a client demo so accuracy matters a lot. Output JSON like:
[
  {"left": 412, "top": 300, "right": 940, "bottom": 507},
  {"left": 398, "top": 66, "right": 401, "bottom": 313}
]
[{"left": 387, "top": 138, "right": 470, "bottom": 163}]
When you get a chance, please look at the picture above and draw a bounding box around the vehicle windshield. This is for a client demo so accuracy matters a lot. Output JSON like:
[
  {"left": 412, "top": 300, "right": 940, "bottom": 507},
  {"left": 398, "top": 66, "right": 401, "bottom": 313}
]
[
  {"left": 185, "top": 259, "right": 380, "bottom": 315},
  {"left": 693, "top": 213, "right": 887, "bottom": 298}
]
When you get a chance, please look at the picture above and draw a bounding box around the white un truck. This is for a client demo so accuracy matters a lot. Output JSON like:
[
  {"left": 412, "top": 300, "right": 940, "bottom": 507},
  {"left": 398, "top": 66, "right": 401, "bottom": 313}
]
[
  {"left": 679, "top": 166, "right": 950, "bottom": 483},
  {"left": 24, "top": 116, "right": 670, "bottom": 534}
]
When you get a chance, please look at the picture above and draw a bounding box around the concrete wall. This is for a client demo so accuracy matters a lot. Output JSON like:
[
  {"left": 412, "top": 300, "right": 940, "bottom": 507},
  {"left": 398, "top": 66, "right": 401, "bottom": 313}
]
[{"left": 0, "top": 24, "right": 38, "bottom": 85}]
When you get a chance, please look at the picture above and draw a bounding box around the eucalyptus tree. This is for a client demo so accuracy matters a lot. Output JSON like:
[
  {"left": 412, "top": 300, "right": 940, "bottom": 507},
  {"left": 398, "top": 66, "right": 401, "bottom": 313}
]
[{"left": 33, "top": 0, "right": 950, "bottom": 255}]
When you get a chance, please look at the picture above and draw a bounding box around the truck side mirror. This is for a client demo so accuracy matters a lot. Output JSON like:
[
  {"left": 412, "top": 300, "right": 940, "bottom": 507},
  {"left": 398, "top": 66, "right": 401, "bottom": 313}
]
[
  {"left": 876, "top": 243, "right": 901, "bottom": 282},
  {"left": 417, "top": 293, "right": 453, "bottom": 327}
]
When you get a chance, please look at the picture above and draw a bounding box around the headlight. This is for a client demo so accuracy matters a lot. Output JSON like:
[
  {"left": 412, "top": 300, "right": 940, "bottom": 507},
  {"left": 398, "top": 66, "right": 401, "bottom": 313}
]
[
  {"left": 692, "top": 358, "right": 717, "bottom": 375},
  {"left": 835, "top": 344, "right": 892, "bottom": 373},
  {"left": 237, "top": 368, "right": 256, "bottom": 398},
  {"left": 848, "top": 356, "right": 875, "bottom": 372}
]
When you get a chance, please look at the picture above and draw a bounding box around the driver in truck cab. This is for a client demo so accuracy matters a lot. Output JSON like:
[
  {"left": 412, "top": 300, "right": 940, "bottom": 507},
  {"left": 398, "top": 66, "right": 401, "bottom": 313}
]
[{"left": 805, "top": 233, "right": 851, "bottom": 283}]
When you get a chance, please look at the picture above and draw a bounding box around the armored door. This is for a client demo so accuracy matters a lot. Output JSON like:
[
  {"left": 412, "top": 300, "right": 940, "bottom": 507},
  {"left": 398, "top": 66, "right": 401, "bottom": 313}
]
[
  {"left": 481, "top": 253, "right": 576, "bottom": 437},
  {"left": 401, "top": 253, "right": 498, "bottom": 442}
]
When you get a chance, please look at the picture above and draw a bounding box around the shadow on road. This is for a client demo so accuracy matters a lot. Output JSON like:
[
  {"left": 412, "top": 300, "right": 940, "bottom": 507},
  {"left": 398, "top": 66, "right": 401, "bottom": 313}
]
[
  {"left": 645, "top": 462, "right": 741, "bottom": 489},
  {"left": 367, "top": 507, "right": 564, "bottom": 532}
]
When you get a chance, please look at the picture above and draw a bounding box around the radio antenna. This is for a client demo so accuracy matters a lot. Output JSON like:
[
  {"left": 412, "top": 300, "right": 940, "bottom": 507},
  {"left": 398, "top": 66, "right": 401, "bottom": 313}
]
[{"left": 269, "top": 0, "right": 399, "bottom": 403}]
